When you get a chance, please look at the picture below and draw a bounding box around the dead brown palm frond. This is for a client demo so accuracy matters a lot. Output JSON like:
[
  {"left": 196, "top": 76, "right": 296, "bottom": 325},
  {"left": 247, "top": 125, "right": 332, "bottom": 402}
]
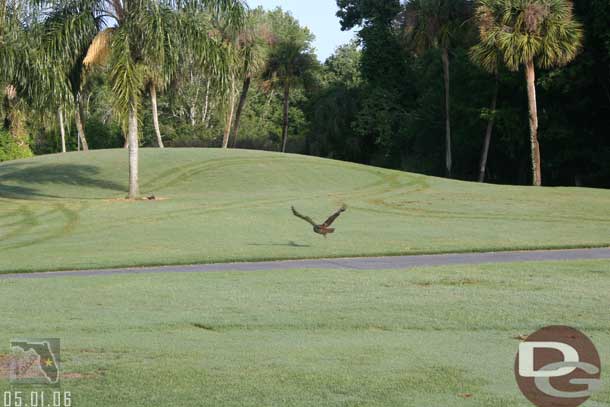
[
  {"left": 83, "top": 28, "right": 114, "bottom": 67},
  {"left": 207, "top": 27, "right": 222, "bottom": 41},
  {"left": 258, "top": 24, "right": 275, "bottom": 46},
  {"left": 524, "top": 3, "right": 550, "bottom": 33},
  {"left": 261, "top": 78, "right": 275, "bottom": 93},
  {"left": 4, "top": 84, "right": 17, "bottom": 100},
  {"left": 475, "top": 5, "right": 495, "bottom": 37}
]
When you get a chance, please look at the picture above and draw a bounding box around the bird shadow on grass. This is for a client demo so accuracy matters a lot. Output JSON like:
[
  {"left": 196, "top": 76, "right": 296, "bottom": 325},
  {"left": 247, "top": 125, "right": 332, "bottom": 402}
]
[
  {"left": 588, "top": 270, "right": 609, "bottom": 275},
  {"left": 248, "top": 241, "right": 311, "bottom": 248},
  {"left": 0, "top": 164, "right": 124, "bottom": 199}
]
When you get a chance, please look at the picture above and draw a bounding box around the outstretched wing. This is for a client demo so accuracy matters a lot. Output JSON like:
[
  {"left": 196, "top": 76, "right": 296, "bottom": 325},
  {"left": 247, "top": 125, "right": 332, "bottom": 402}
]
[
  {"left": 292, "top": 206, "right": 317, "bottom": 226},
  {"left": 322, "top": 204, "right": 347, "bottom": 227}
]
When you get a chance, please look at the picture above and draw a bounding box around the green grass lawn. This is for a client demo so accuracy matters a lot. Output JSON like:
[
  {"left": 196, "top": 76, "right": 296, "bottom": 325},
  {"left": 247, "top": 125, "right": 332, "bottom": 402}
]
[
  {"left": 0, "top": 148, "right": 609, "bottom": 273},
  {"left": 1, "top": 260, "right": 609, "bottom": 406}
]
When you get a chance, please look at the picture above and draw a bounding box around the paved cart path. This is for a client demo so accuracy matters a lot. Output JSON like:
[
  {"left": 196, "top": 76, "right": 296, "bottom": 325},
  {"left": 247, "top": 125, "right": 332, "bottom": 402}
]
[{"left": 1, "top": 247, "right": 609, "bottom": 280}]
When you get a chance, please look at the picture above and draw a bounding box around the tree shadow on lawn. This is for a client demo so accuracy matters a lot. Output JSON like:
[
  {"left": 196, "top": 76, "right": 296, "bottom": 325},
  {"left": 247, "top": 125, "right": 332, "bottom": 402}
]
[
  {"left": 0, "top": 164, "right": 124, "bottom": 199},
  {"left": 248, "top": 241, "right": 311, "bottom": 248}
]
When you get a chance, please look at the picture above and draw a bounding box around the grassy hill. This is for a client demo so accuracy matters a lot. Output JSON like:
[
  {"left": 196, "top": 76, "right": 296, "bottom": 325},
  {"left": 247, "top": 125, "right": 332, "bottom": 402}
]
[{"left": 0, "top": 148, "right": 609, "bottom": 273}]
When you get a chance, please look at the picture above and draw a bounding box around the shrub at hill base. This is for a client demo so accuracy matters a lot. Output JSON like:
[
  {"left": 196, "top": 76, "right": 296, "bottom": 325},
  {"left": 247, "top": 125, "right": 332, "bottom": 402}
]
[{"left": 0, "top": 129, "right": 32, "bottom": 162}]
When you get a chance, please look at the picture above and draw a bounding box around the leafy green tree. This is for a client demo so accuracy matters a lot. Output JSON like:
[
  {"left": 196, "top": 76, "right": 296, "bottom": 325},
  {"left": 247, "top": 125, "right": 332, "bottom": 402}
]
[
  {"left": 473, "top": 0, "right": 583, "bottom": 186},
  {"left": 322, "top": 41, "right": 362, "bottom": 87},
  {"left": 308, "top": 42, "right": 363, "bottom": 160},
  {"left": 336, "top": 0, "right": 415, "bottom": 166}
]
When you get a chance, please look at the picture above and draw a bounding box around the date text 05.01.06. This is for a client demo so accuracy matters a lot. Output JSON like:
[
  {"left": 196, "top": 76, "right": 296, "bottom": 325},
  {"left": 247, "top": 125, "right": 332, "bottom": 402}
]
[{"left": 3, "top": 391, "right": 71, "bottom": 407}]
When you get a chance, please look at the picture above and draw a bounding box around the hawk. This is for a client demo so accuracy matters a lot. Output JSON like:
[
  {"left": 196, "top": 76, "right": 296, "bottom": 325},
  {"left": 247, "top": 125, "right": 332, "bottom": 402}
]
[{"left": 291, "top": 205, "right": 347, "bottom": 237}]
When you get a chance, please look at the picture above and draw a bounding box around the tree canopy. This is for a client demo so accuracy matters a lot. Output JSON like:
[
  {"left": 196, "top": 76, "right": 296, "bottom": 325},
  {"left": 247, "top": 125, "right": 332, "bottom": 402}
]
[{"left": 1, "top": 0, "right": 609, "bottom": 188}]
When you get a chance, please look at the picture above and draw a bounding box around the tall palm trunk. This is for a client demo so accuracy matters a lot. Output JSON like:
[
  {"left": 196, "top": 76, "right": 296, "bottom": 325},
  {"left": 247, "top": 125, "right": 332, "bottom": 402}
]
[
  {"left": 202, "top": 81, "right": 210, "bottom": 124},
  {"left": 281, "top": 82, "right": 290, "bottom": 153},
  {"left": 58, "top": 108, "right": 66, "bottom": 153},
  {"left": 525, "top": 60, "right": 542, "bottom": 186},
  {"left": 3, "top": 85, "right": 14, "bottom": 130},
  {"left": 230, "top": 75, "right": 251, "bottom": 148},
  {"left": 189, "top": 69, "right": 198, "bottom": 127},
  {"left": 260, "top": 89, "right": 275, "bottom": 126},
  {"left": 478, "top": 73, "right": 499, "bottom": 183},
  {"left": 128, "top": 103, "right": 139, "bottom": 199},
  {"left": 441, "top": 47, "right": 452, "bottom": 178},
  {"left": 3, "top": 85, "right": 27, "bottom": 147},
  {"left": 150, "top": 83, "right": 164, "bottom": 148},
  {"left": 2, "top": 85, "right": 24, "bottom": 144},
  {"left": 222, "top": 82, "right": 236, "bottom": 149},
  {"left": 74, "top": 93, "right": 89, "bottom": 151}
]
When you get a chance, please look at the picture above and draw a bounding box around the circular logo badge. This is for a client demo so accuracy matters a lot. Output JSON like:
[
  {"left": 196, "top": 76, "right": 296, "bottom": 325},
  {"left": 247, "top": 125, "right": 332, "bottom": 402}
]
[{"left": 514, "top": 326, "right": 601, "bottom": 407}]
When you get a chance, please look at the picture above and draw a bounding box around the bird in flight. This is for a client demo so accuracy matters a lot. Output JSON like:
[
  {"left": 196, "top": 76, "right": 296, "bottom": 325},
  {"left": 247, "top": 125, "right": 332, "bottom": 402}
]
[{"left": 291, "top": 205, "right": 347, "bottom": 237}]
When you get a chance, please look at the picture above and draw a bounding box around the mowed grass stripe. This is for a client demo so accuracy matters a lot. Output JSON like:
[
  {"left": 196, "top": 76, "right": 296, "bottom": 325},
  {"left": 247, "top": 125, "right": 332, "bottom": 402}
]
[{"left": 0, "top": 260, "right": 609, "bottom": 406}]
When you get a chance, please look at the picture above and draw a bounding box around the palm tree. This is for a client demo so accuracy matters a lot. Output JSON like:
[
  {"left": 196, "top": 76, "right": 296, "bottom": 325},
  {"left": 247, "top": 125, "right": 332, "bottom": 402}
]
[
  {"left": 53, "top": 0, "right": 244, "bottom": 199},
  {"left": 220, "top": 47, "right": 239, "bottom": 149},
  {"left": 42, "top": 0, "right": 102, "bottom": 152},
  {"left": 264, "top": 38, "right": 315, "bottom": 153},
  {"left": 469, "top": 18, "right": 503, "bottom": 183},
  {"left": 3, "top": 2, "right": 75, "bottom": 159},
  {"left": 0, "top": 0, "right": 38, "bottom": 149},
  {"left": 402, "top": 0, "right": 472, "bottom": 177},
  {"left": 477, "top": 71, "right": 499, "bottom": 182},
  {"left": 213, "top": 7, "right": 257, "bottom": 149},
  {"left": 142, "top": 7, "right": 181, "bottom": 149},
  {"left": 229, "top": 8, "right": 270, "bottom": 147},
  {"left": 73, "top": 77, "right": 89, "bottom": 151},
  {"left": 472, "top": 0, "right": 583, "bottom": 186},
  {"left": 57, "top": 107, "right": 67, "bottom": 152},
  {"left": 1, "top": 1, "right": 76, "bottom": 154},
  {"left": 41, "top": 71, "right": 71, "bottom": 153}
]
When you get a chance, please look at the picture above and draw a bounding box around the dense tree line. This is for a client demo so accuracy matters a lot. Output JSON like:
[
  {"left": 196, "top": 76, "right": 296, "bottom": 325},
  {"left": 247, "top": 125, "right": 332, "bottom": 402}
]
[
  {"left": 1, "top": 0, "right": 609, "bottom": 194},
  {"left": 321, "top": 0, "right": 609, "bottom": 187}
]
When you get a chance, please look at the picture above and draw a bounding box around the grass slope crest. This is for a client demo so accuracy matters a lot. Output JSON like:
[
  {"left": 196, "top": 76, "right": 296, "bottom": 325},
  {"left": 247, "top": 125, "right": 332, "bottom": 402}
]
[{"left": 0, "top": 148, "right": 609, "bottom": 273}]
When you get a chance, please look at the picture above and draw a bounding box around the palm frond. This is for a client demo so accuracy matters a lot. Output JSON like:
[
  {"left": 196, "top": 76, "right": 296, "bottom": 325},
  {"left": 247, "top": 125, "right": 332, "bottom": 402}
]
[
  {"left": 470, "top": 0, "right": 582, "bottom": 71},
  {"left": 83, "top": 27, "right": 114, "bottom": 67},
  {"left": 109, "top": 25, "right": 144, "bottom": 114}
]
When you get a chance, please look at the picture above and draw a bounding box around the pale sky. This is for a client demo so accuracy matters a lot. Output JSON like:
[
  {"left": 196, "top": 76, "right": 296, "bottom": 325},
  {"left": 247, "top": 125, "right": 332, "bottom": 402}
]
[{"left": 246, "top": 0, "right": 356, "bottom": 62}]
